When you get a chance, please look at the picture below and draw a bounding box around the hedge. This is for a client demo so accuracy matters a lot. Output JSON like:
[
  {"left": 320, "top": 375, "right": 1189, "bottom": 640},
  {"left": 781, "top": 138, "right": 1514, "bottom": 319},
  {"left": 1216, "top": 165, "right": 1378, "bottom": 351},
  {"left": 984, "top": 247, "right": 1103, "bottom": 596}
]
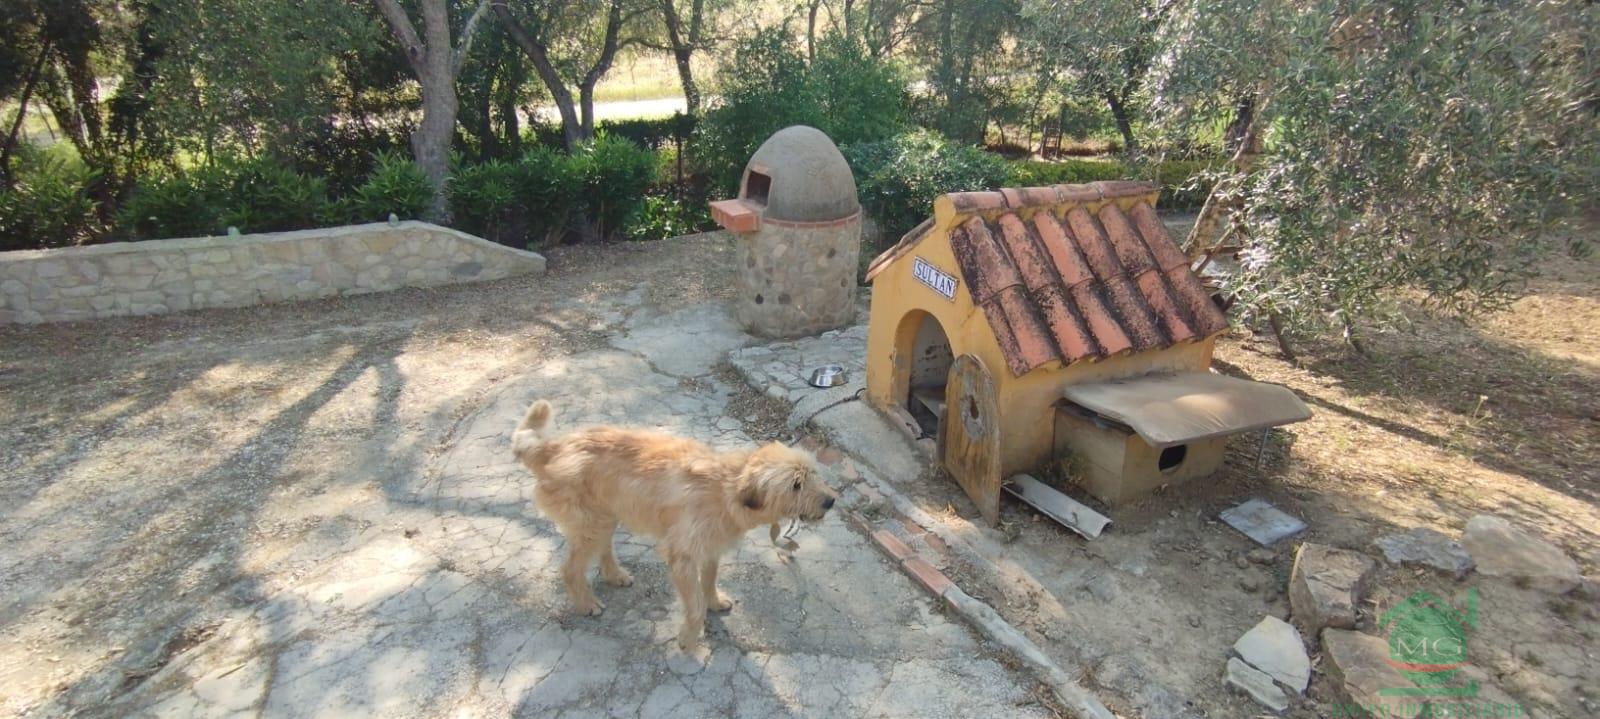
[{"left": 1007, "top": 159, "right": 1218, "bottom": 210}]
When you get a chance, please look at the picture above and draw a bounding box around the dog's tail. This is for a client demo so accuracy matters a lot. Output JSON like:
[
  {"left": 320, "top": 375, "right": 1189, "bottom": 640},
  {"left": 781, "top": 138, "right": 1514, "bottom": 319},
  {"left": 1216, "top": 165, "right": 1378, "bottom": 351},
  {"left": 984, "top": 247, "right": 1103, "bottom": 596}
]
[{"left": 512, "top": 400, "right": 553, "bottom": 465}]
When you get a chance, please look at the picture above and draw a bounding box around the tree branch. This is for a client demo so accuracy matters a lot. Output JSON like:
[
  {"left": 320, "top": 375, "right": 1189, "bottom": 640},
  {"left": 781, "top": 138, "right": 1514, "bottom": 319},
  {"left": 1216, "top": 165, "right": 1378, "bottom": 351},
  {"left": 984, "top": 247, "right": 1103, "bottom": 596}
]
[
  {"left": 452, "top": 0, "right": 495, "bottom": 77},
  {"left": 373, "top": 0, "right": 426, "bottom": 74}
]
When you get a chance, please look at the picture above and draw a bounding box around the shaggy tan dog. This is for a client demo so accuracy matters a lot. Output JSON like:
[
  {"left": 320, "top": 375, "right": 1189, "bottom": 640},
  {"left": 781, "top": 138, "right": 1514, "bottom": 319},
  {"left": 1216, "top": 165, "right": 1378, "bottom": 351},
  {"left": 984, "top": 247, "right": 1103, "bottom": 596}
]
[{"left": 512, "top": 399, "right": 837, "bottom": 651}]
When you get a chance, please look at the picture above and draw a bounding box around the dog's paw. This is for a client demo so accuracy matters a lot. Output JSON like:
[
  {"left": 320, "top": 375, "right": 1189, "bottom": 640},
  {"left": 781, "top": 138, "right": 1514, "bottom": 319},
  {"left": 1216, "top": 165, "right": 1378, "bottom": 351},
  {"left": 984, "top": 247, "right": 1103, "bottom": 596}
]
[
  {"left": 707, "top": 592, "right": 734, "bottom": 613},
  {"left": 575, "top": 599, "right": 605, "bottom": 617},
  {"left": 676, "top": 629, "right": 702, "bottom": 653},
  {"left": 603, "top": 569, "right": 634, "bottom": 587}
]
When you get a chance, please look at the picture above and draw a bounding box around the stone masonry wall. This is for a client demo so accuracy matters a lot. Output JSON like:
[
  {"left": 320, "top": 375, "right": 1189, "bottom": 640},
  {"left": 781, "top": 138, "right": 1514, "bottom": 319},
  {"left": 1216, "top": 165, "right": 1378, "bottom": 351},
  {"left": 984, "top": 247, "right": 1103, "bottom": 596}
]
[
  {"left": 0, "top": 222, "right": 546, "bottom": 325},
  {"left": 734, "top": 215, "right": 861, "bottom": 339}
]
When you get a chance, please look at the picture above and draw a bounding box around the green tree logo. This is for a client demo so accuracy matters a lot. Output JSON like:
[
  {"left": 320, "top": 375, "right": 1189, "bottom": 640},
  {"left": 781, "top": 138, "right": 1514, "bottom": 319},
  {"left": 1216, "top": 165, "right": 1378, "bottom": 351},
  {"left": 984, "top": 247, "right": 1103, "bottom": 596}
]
[{"left": 1378, "top": 589, "right": 1478, "bottom": 697}]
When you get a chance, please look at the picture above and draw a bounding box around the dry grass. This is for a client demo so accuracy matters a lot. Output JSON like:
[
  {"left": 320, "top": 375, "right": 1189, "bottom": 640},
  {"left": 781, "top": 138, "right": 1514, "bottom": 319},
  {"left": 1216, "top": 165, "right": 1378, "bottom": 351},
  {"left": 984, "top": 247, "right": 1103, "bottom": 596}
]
[{"left": 1207, "top": 244, "right": 1599, "bottom": 564}]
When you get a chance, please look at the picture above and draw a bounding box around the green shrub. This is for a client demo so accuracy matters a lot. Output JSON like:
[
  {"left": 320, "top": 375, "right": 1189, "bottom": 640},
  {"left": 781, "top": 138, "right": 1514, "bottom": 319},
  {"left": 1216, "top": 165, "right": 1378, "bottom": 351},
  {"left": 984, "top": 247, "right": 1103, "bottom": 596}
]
[
  {"left": 623, "top": 194, "right": 713, "bottom": 242},
  {"left": 450, "top": 147, "right": 579, "bottom": 248},
  {"left": 0, "top": 150, "right": 99, "bottom": 251},
  {"left": 345, "top": 151, "right": 432, "bottom": 223},
  {"left": 691, "top": 29, "right": 906, "bottom": 195},
  {"left": 528, "top": 114, "right": 697, "bottom": 152},
  {"left": 117, "top": 170, "right": 224, "bottom": 240},
  {"left": 572, "top": 135, "right": 657, "bottom": 242},
  {"left": 1005, "top": 159, "right": 1126, "bottom": 187},
  {"left": 283, "top": 123, "right": 409, "bottom": 196},
  {"left": 1150, "top": 159, "right": 1217, "bottom": 211},
  {"left": 215, "top": 157, "right": 331, "bottom": 233},
  {"left": 843, "top": 130, "right": 1009, "bottom": 244},
  {"left": 118, "top": 157, "right": 331, "bottom": 239},
  {"left": 449, "top": 159, "right": 520, "bottom": 240},
  {"left": 1006, "top": 158, "right": 1218, "bottom": 210}
]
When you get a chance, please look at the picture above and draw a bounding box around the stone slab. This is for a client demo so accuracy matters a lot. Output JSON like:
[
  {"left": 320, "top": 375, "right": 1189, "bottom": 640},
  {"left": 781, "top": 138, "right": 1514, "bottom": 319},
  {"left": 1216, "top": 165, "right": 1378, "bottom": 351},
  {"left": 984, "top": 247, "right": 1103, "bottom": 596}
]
[
  {"left": 1321, "top": 629, "right": 1426, "bottom": 719},
  {"left": 1374, "top": 527, "right": 1474, "bottom": 580},
  {"left": 1220, "top": 499, "right": 1308, "bottom": 546},
  {"left": 1225, "top": 656, "right": 1289, "bottom": 712},
  {"left": 1232, "top": 616, "right": 1310, "bottom": 693},
  {"left": 1289, "top": 543, "right": 1375, "bottom": 634},
  {"left": 1461, "top": 515, "right": 1580, "bottom": 594}
]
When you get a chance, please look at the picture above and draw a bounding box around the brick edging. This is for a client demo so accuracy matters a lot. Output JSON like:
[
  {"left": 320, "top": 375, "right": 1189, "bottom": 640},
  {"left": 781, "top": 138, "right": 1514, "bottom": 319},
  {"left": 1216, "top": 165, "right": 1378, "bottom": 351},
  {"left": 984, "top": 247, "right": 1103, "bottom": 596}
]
[{"left": 849, "top": 512, "right": 1115, "bottom": 719}]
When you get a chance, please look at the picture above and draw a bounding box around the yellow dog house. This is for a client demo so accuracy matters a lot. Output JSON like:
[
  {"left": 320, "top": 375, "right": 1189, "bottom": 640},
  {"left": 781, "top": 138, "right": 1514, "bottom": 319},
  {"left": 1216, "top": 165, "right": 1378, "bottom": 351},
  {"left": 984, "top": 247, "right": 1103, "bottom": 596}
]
[{"left": 863, "top": 181, "right": 1309, "bottom": 523}]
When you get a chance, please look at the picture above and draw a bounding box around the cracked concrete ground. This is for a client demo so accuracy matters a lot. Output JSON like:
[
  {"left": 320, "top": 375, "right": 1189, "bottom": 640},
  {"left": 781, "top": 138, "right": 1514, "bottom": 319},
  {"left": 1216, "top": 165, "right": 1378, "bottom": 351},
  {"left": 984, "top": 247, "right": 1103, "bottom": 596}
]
[{"left": 0, "top": 236, "right": 1049, "bottom": 718}]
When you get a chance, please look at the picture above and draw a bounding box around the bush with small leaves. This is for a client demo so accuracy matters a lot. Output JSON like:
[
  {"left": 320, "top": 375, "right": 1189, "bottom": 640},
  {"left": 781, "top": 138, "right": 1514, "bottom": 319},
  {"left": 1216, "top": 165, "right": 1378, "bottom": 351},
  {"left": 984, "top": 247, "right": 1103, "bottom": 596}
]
[
  {"left": 450, "top": 148, "right": 581, "bottom": 248},
  {"left": 844, "top": 130, "right": 1009, "bottom": 247},
  {"left": 571, "top": 135, "right": 658, "bottom": 242},
  {"left": 345, "top": 151, "right": 433, "bottom": 224},
  {"left": 1, "top": 148, "right": 100, "bottom": 250}
]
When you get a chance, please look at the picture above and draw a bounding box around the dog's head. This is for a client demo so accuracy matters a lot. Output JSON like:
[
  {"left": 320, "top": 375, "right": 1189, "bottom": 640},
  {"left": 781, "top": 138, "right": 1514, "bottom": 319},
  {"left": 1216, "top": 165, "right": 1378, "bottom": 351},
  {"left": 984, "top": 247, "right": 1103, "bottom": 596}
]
[{"left": 736, "top": 443, "right": 838, "bottom": 523}]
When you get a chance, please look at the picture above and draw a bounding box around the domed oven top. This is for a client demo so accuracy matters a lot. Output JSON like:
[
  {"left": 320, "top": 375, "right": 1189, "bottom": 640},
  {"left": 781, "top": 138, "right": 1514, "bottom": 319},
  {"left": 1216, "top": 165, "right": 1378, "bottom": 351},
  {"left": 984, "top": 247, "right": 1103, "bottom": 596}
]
[{"left": 738, "top": 126, "right": 860, "bottom": 223}]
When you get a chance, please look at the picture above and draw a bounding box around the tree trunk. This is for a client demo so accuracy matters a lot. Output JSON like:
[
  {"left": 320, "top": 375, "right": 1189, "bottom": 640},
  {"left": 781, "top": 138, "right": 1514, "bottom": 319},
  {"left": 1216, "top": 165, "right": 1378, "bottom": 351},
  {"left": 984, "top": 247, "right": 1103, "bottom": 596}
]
[
  {"left": 1224, "top": 94, "right": 1255, "bottom": 153},
  {"left": 1, "top": 39, "right": 51, "bottom": 188},
  {"left": 1267, "top": 312, "right": 1296, "bottom": 361},
  {"left": 661, "top": 0, "right": 702, "bottom": 114},
  {"left": 1104, "top": 91, "right": 1137, "bottom": 154},
  {"left": 499, "top": 86, "right": 521, "bottom": 156},
  {"left": 672, "top": 48, "right": 699, "bottom": 114},
  {"left": 413, "top": 63, "right": 458, "bottom": 220},
  {"left": 473, "top": 72, "right": 497, "bottom": 160},
  {"left": 498, "top": 0, "right": 624, "bottom": 151},
  {"left": 496, "top": 5, "right": 583, "bottom": 150},
  {"left": 373, "top": 0, "right": 489, "bottom": 221},
  {"left": 580, "top": 83, "right": 597, "bottom": 140},
  {"left": 1183, "top": 97, "right": 1268, "bottom": 256},
  {"left": 807, "top": 0, "right": 822, "bottom": 62}
]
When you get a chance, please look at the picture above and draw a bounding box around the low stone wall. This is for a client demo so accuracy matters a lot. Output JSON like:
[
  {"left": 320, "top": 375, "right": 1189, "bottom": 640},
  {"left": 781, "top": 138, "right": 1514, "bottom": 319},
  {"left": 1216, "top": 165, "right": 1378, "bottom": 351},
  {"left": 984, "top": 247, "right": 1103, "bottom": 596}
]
[{"left": 0, "top": 222, "right": 546, "bottom": 324}]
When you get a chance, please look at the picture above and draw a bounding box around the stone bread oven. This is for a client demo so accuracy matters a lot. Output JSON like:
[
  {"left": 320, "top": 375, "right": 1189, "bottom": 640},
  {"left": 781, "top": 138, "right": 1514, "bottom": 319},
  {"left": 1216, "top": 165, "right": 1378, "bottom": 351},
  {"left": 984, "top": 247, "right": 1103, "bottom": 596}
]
[{"left": 709, "top": 126, "right": 862, "bottom": 338}]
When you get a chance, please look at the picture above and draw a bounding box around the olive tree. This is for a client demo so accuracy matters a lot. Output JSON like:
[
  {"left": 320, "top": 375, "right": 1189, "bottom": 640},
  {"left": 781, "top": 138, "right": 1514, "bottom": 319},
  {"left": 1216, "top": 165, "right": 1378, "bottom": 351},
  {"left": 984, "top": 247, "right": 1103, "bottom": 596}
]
[
  {"left": 372, "top": 0, "right": 493, "bottom": 220},
  {"left": 1149, "top": 0, "right": 1599, "bottom": 352},
  {"left": 495, "top": 0, "right": 648, "bottom": 150},
  {"left": 1019, "top": 0, "right": 1167, "bottom": 154}
]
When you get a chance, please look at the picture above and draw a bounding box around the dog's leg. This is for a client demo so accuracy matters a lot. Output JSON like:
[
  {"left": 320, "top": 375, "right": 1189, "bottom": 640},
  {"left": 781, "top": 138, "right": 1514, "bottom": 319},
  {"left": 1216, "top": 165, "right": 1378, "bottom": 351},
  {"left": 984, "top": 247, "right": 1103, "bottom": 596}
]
[
  {"left": 700, "top": 558, "right": 733, "bottom": 612},
  {"left": 598, "top": 522, "right": 633, "bottom": 587},
  {"left": 561, "top": 529, "right": 606, "bottom": 616},
  {"left": 667, "top": 552, "right": 706, "bottom": 651}
]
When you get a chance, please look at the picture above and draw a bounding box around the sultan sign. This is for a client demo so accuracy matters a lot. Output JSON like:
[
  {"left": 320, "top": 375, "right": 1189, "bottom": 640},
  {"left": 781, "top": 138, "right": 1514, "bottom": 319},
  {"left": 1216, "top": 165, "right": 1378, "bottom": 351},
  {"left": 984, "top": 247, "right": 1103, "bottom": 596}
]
[{"left": 912, "top": 257, "right": 958, "bottom": 301}]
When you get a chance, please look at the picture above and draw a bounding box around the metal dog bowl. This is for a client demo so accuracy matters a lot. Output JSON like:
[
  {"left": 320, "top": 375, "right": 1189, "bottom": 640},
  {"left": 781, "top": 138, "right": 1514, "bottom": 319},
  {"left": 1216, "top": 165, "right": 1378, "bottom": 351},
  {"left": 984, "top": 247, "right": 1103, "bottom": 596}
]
[{"left": 807, "top": 365, "right": 848, "bottom": 388}]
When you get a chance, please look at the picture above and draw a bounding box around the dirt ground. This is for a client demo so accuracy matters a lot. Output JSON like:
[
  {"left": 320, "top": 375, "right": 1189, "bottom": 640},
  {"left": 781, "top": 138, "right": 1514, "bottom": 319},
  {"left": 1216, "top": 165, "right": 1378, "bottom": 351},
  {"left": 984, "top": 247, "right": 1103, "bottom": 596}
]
[
  {"left": 877, "top": 234, "right": 1600, "bottom": 717},
  {"left": 0, "top": 237, "right": 728, "bottom": 714}
]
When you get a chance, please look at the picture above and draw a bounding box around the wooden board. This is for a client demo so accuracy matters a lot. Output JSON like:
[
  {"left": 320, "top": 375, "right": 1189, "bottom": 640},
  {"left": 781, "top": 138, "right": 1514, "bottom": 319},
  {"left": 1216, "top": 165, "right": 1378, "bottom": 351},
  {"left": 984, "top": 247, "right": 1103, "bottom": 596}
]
[{"left": 938, "top": 354, "right": 1002, "bottom": 525}]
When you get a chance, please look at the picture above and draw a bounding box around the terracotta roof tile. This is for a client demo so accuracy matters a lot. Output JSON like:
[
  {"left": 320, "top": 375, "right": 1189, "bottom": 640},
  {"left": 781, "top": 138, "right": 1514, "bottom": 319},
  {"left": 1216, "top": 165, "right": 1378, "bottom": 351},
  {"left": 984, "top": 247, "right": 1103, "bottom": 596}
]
[
  {"left": 996, "top": 214, "right": 1099, "bottom": 361},
  {"left": 946, "top": 191, "right": 1008, "bottom": 213},
  {"left": 1063, "top": 207, "right": 1165, "bottom": 352},
  {"left": 940, "top": 185, "right": 1226, "bottom": 375}
]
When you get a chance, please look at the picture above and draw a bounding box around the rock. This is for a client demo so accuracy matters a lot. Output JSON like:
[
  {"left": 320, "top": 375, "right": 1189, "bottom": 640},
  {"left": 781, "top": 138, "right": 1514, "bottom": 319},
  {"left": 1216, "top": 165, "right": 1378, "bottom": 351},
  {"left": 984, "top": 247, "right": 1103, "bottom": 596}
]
[
  {"left": 1086, "top": 574, "right": 1118, "bottom": 603},
  {"left": 1289, "top": 543, "right": 1374, "bottom": 634},
  {"left": 1234, "top": 555, "right": 1252, "bottom": 570},
  {"left": 1233, "top": 616, "right": 1310, "bottom": 693},
  {"left": 1374, "top": 527, "right": 1474, "bottom": 579},
  {"left": 1461, "top": 515, "right": 1580, "bottom": 594},
  {"left": 1240, "top": 573, "right": 1264, "bottom": 593},
  {"left": 1226, "top": 657, "right": 1290, "bottom": 713},
  {"left": 1320, "top": 629, "right": 1425, "bottom": 719},
  {"left": 1248, "top": 548, "right": 1277, "bottom": 565},
  {"left": 1575, "top": 575, "right": 1600, "bottom": 602}
]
